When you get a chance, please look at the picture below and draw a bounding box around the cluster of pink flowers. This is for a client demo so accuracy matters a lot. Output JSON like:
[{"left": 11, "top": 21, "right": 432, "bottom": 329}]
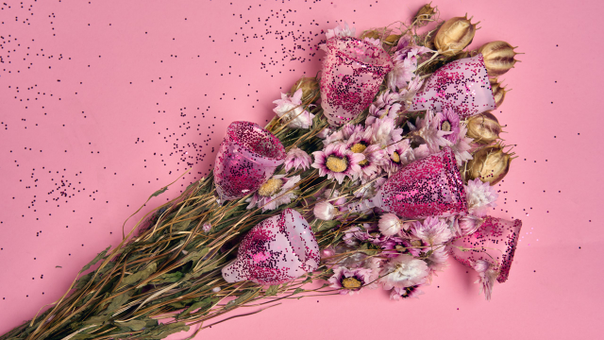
[{"left": 259, "top": 23, "right": 512, "bottom": 300}]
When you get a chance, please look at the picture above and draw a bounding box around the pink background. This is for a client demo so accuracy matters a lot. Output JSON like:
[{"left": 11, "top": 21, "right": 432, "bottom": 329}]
[{"left": 1, "top": 0, "right": 603, "bottom": 339}]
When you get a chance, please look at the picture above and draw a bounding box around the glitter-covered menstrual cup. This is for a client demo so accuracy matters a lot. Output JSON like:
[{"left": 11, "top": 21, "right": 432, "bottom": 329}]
[
  {"left": 320, "top": 37, "right": 393, "bottom": 127},
  {"left": 222, "top": 209, "right": 320, "bottom": 285},
  {"left": 213, "top": 121, "right": 286, "bottom": 202},
  {"left": 450, "top": 216, "right": 522, "bottom": 283},
  {"left": 408, "top": 54, "right": 496, "bottom": 119},
  {"left": 366, "top": 147, "right": 468, "bottom": 219}
]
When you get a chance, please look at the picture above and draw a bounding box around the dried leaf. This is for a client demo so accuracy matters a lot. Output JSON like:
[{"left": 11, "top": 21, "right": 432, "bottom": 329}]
[
  {"left": 177, "top": 297, "right": 214, "bottom": 319},
  {"left": 121, "top": 262, "right": 157, "bottom": 286},
  {"left": 265, "top": 285, "right": 279, "bottom": 297},
  {"left": 151, "top": 187, "right": 168, "bottom": 197},
  {"left": 81, "top": 246, "right": 111, "bottom": 272},
  {"left": 141, "top": 322, "right": 189, "bottom": 339},
  {"left": 116, "top": 319, "right": 147, "bottom": 331},
  {"left": 106, "top": 291, "right": 133, "bottom": 314},
  {"left": 157, "top": 271, "right": 183, "bottom": 283},
  {"left": 225, "top": 290, "right": 256, "bottom": 310}
]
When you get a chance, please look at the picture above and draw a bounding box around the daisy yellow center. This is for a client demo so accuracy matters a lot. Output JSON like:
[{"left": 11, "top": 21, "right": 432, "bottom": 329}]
[
  {"left": 341, "top": 277, "right": 362, "bottom": 290},
  {"left": 350, "top": 143, "right": 367, "bottom": 154},
  {"left": 391, "top": 151, "right": 401, "bottom": 163},
  {"left": 410, "top": 239, "right": 423, "bottom": 248},
  {"left": 326, "top": 156, "right": 348, "bottom": 173},
  {"left": 258, "top": 178, "right": 283, "bottom": 197},
  {"left": 441, "top": 121, "right": 451, "bottom": 132}
]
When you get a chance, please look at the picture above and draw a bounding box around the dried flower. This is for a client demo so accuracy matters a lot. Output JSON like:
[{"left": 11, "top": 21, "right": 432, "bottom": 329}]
[
  {"left": 455, "top": 214, "right": 483, "bottom": 236},
  {"left": 246, "top": 175, "right": 301, "bottom": 212},
  {"left": 478, "top": 41, "right": 519, "bottom": 77},
  {"left": 465, "top": 144, "right": 512, "bottom": 185},
  {"left": 413, "top": 3, "right": 437, "bottom": 25},
  {"left": 284, "top": 147, "right": 312, "bottom": 172},
  {"left": 466, "top": 112, "right": 502, "bottom": 145},
  {"left": 435, "top": 108, "right": 461, "bottom": 143},
  {"left": 378, "top": 213, "right": 405, "bottom": 236},
  {"left": 410, "top": 217, "right": 453, "bottom": 245},
  {"left": 314, "top": 200, "right": 337, "bottom": 221},
  {"left": 490, "top": 78, "right": 508, "bottom": 108},
  {"left": 290, "top": 76, "right": 319, "bottom": 103},
  {"left": 434, "top": 15, "right": 477, "bottom": 57},
  {"left": 328, "top": 266, "right": 373, "bottom": 295},
  {"left": 390, "top": 285, "right": 425, "bottom": 300},
  {"left": 325, "top": 22, "right": 356, "bottom": 40},
  {"left": 359, "top": 29, "right": 381, "bottom": 40},
  {"left": 273, "top": 89, "right": 315, "bottom": 129},
  {"left": 383, "top": 34, "right": 400, "bottom": 47},
  {"left": 312, "top": 143, "right": 364, "bottom": 184},
  {"left": 380, "top": 254, "right": 429, "bottom": 289},
  {"left": 465, "top": 178, "right": 498, "bottom": 216}
]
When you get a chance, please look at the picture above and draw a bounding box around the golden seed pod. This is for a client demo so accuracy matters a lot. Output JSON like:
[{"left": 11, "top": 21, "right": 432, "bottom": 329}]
[
  {"left": 489, "top": 78, "right": 508, "bottom": 108},
  {"left": 466, "top": 112, "right": 502, "bottom": 145},
  {"left": 434, "top": 15, "right": 477, "bottom": 57},
  {"left": 465, "top": 145, "right": 511, "bottom": 185},
  {"left": 478, "top": 41, "right": 519, "bottom": 77},
  {"left": 383, "top": 34, "right": 401, "bottom": 46},
  {"left": 360, "top": 30, "right": 381, "bottom": 40},
  {"left": 290, "top": 76, "right": 319, "bottom": 103},
  {"left": 414, "top": 3, "right": 437, "bottom": 25}
]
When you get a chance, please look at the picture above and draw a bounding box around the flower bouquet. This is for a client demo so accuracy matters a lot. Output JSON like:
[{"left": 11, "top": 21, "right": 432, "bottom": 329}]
[{"left": 1, "top": 4, "right": 522, "bottom": 340}]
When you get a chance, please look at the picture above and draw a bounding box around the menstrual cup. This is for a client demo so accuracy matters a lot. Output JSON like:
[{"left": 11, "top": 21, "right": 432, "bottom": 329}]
[
  {"left": 222, "top": 209, "right": 320, "bottom": 285},
  {"left": 213, "top": 121, "right": 286, "bottom": 202},
  {"left": 450, "top": 216, "right": 522, "bottom": 283},
  {"left": 320, "top": 37, "right": 392, "bottom": 127},
  {"left": 408, "top": 54, "right": 496, "bottom": 119},
  {"left": 358, "top": 147, "right": 468, "bottom": 219}
]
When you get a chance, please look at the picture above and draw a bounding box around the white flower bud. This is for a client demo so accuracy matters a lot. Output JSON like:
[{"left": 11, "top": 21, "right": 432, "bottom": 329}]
[
  {"left": 314, "top": 200, "right": 336, "bottom": 221},
  {"left": 378, "top": 213, "right": 403, "bottom": 236}
]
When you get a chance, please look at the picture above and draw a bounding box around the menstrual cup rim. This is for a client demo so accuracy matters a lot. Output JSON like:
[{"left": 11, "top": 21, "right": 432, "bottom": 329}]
[
  {"left": 226, "top": 121, "right": 286, "bottom": 166},
  {"left": 496, "top": 217, "right": 523, "bottom": 283},
  {"left": 326, "top": 36, "right": 393, "bottom": 70}
]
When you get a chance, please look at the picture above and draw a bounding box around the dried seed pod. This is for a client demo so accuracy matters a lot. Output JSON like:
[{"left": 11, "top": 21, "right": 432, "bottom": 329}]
[
  {"left": 489, "top": 78, "right": 508, "bottom": 108},
  {"left": 360, "top": 30, "right": 381, "bottom": 40},
  {"left": 383, "top": 34, "right": 400, "bottom": 46},
  {"left": 466, "top": 112, "right": 502, "bottom": 144},
  {"left": 478, "top": 41, "right": 519, "bottom": 77},
  {"left": 465, "top": 144, "right": 512, "bottom": 185},
  {"left": 290, "top": 76, "right": 319, "bottom": 103},
  {"left": 414, "top": 3, "right": 437, "bottom": 25},
  {"left": 434, "top": 15, "right": 477, "bottom": 57}
]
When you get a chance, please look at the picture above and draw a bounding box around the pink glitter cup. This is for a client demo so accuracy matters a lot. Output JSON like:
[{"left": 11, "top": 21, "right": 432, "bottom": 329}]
[
  {"left": 408, "top": 54, "right": 496, "bottom": 119},
  {"left": 450, "top": 216, "right": 522, "bottom": 284},
  {"left": 320, "top": 37, "right": 393, "bottom": 127},
  {"left": 222, "top": 208, "right": 320, "bottom": 285},
  {"left": 213, "top": 121, "right": 286, "bottom": 202},
  {"left": 355, "top": 147, "right": 467, "bottom": 219}
]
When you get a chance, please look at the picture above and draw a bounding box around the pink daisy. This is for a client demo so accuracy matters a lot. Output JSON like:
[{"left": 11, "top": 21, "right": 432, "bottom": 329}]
[
  {"left": 312, "top": 143, "right": 364, "bottom": 184},
  {"left": 436, "top": 108, "right": 461, "bottom": 143},
  {"left": 328, "top": 266, "right": 372, "bottom": 295},
  {"left": 245, "top": 175, "right": 300, "bottom": 212},
  {"left": 384, "top": 139, "right": 412, "bottom": 175}
]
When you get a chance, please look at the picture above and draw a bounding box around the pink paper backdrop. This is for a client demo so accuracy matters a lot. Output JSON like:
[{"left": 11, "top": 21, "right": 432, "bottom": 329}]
[{"left": 1, "top": 0, "right": 603, "bottom": 339}]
